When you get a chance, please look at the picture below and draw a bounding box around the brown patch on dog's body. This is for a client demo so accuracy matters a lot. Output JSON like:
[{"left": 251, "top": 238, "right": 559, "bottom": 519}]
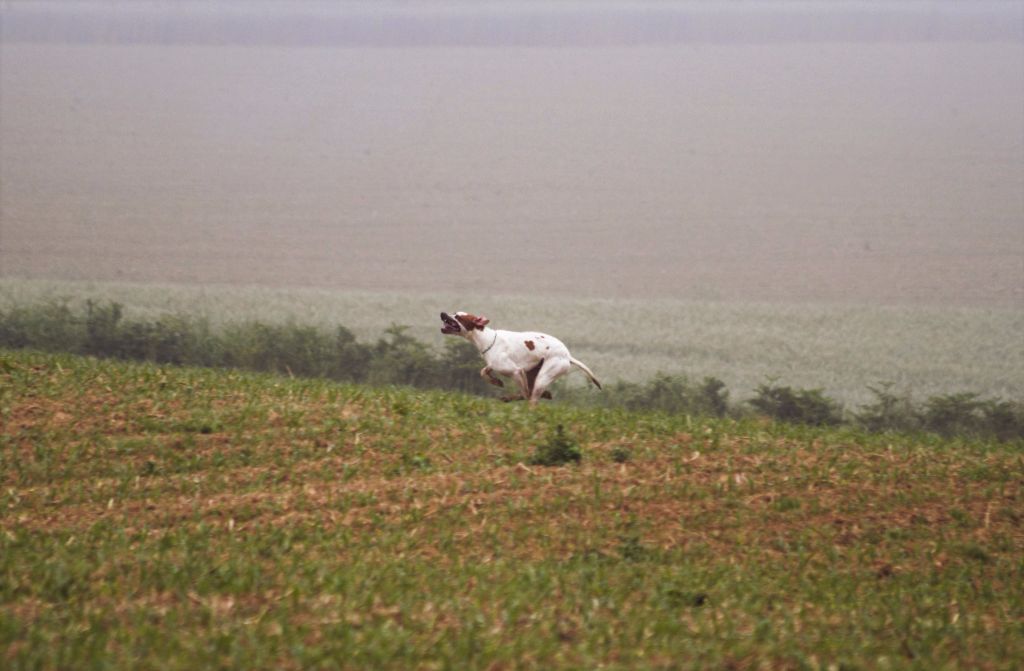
[{"left": 524, "top": 340, "right": 535, "bottom": 351}]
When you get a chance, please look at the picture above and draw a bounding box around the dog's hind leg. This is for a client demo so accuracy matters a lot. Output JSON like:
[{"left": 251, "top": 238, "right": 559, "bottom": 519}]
[
  {"left": 525, "top": 360, "right": 552, "bottom": 400},
  {"left": 529, "top": 358, "right": 570, "bottom": 407},
  {"left": 500, "top": 362, "right": 553, "bottom": 403}
]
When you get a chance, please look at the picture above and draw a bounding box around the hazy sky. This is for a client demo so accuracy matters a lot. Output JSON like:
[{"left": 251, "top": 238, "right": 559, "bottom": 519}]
[
  {"left": 1, "top": 1, "right": 1022, "bottom": 305},
  {"left": 4, "top": 1, "right": 1022, "bottom": 45}
]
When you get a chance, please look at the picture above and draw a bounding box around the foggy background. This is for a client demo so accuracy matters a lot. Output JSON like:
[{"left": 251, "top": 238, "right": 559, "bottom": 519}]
[{"left": 2, "top": 1, "right": 1022, "bottom": 305}]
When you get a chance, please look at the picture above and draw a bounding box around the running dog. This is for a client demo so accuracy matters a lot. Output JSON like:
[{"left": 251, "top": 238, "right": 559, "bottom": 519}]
[{"left": 440, "top": 311, "right": 601, "bottom": 405}]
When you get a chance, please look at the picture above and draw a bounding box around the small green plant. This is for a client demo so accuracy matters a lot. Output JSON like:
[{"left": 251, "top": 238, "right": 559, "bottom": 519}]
[
  {"left": 617, "top": 532, "right": 648, "bottom": 562},
  {"left": 773, "top": 496, "right": 802, "bottom": 512},
  {"left": 403, "top": 453, "right": 432, "bottom": 471},
  {"left": 610, "top": 446, "right": 631, "bottom": 463},
  {"left": 528, "top": 424, "right": 582, "bottom": 466},
  {"left": 661, "top": 587, "right": 709, "bottom": 608},
  {"left": 957, "top": 542, "right": 992, "bottom": 563}
]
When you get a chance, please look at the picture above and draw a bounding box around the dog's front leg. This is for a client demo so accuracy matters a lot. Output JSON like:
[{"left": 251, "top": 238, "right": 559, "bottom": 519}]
[
  {"left": 480, "top": 366, "right": 504, "bottom": 388},
  {"left": 512, "top": 368, "right": 531, "bottom": 401},
  {"left": 499, "top": 370, "right": 531, "bottom": 402}
]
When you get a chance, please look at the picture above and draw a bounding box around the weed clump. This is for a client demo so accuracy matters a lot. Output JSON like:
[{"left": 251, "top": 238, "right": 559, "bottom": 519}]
[
  {"left": 529, "top": 425, "right": 581, "bottom": 467},
  {"left": 610, "top": 446, "right": 631, "bottom": 464}
]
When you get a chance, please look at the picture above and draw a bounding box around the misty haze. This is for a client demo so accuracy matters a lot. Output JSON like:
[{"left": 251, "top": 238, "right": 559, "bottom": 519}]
[{"left": 2, "top": 1, "right": 1021, "bottom": 306}]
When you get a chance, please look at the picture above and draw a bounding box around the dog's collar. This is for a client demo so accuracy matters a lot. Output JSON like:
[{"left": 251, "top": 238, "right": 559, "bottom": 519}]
[{"left": 480, "top": 330, "right": 498, "bottom": 355}]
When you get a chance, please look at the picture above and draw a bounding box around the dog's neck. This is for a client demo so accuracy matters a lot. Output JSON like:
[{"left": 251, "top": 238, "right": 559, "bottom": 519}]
[{"left": 466, "top": 326, "right": 498, "bottom": 355}]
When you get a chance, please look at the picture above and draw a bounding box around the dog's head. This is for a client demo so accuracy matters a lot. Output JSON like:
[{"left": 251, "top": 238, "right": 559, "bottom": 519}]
[{"left": 440, "top": 311, "right": 489, "bottom": 336}]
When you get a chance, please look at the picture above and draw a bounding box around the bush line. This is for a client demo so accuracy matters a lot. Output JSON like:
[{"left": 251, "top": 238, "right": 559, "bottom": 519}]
[{"left": 2, "top": 299, "right": 1021, "bottom": 441}]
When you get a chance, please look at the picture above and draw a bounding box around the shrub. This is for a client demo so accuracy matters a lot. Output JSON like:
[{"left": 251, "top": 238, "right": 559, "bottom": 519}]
[
  {"left": 856, "top": 382, "right": 920, "bottom": 434},
  {"left": 616, "top": 373, "right": 691, "bottom": 413},
  {"left": 921, "top": 392, "right": 985, "bottom": 438},
  {"left": 1, "top": 298, "right": 1021, "bottom": 441},
  {"left": 612, "top": 373, "right": 730, "bottom": 417},
  {"left": 0, "top": 300, "right": 82, "bottom": 351},
  {"left": 222, "top": 321, "right": 337, "bottom": 378},
  {"left": 438, "top": 339, "right": 486, "bottom": 394},
  {"left": 327, "top": 325, "right": 372, "bottom": 382},
  {"left": 980, "top": 400, "right": 1024, "bottom": 442},
  {"left": 84, "top": 300, "right": 124, "bottom": 357},
  {"left": 698, "top": 376, "right": 730, "bottom": 417},
  {"left": 921, "top": 393, "right": 1024, "bottom": 440},
  {"left": 749, "top": 381, "right": 843, "bottom": 426},
  {"left": 366, "top": 325, "right": 442, "bottom": 388},
  {"left": 119, "top": 314, "right": 217, "bottom": 365}
]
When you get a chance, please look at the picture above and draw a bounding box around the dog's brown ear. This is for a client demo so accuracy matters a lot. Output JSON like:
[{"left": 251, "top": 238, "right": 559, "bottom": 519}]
[{"left": 456, "top": 313, "right": 489, "bottom": 330}]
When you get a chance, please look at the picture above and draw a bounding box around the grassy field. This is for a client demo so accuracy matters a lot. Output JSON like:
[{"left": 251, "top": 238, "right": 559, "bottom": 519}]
[
  {"left": 2, "top": 349, "right": 1022, "bottom": 669},
  {"left": 2, "top": 278, "right": 1022, "bottom": 408}
]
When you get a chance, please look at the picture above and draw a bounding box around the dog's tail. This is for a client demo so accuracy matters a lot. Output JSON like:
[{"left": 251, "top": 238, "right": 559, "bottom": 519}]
[{"left": 570, "top": 357, "right": 602, "bottom": 390}]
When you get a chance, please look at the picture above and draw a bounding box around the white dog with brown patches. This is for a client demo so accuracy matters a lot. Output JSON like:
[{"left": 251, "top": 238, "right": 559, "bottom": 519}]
[{"left": 440, "top": 311, "right": 601, "bottom": 405}]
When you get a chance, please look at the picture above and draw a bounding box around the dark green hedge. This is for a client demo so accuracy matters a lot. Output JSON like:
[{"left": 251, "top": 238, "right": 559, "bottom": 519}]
[{"left": 2, "top": 299, "right": 1021, "bottom": 441}]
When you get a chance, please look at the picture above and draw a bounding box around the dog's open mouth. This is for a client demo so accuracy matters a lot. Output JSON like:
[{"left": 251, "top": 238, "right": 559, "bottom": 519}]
[{"left": 440, "top": 312, "right": 462, "bottom": 335}]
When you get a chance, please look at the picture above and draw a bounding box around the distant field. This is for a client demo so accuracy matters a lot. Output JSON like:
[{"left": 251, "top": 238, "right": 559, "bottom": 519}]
[
  {"left": 2, "top": 278, "right": 1021, "bottom": 408},
  {"left": 2, "top": 349, "right": 1022, "bottom": 669}
]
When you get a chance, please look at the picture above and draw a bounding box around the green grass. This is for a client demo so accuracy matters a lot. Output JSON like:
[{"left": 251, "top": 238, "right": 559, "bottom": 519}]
[
  {"left": 2, "top": 348, "right": 1023, "bottom": 670},
  {"left": 3, "top": 277, "right": 1022, "bottom": 407}
]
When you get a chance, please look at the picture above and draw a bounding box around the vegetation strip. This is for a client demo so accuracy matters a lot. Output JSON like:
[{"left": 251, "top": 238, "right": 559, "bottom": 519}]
[
  {"left": 2, "top": 349, "right": 1023, "bottom": 669},
  {"left": 1, "top": 298, "right": 1021, "bottom": 440}
]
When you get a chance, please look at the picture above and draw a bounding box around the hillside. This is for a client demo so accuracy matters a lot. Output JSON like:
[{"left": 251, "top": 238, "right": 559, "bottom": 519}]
[{"left": 2, "top": 349, "right": 1022, "bottom": 669}]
